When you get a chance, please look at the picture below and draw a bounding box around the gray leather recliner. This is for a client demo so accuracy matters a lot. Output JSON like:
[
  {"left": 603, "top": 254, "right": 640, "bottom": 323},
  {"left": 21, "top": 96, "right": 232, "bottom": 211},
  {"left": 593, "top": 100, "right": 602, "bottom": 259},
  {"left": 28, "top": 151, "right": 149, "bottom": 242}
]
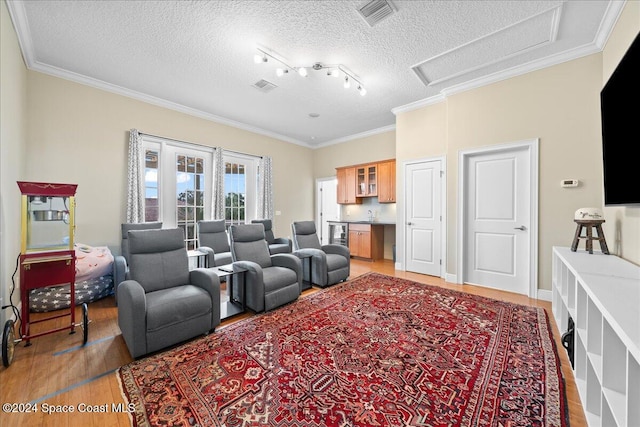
[
  {"left": 117, "top": 228, "right": 221, "bottom": 358},
  {"left": 229, "top": 223, "right": 302, "bottom": 313},
  {"left": 251, "top": 219, "right": 292, "bottom": 254},
  {"left": 291, "top": 221, "right": 350, "bottom": 287},
  {"left": 197, "top": 220, "right": 233, "bottom": 267}
]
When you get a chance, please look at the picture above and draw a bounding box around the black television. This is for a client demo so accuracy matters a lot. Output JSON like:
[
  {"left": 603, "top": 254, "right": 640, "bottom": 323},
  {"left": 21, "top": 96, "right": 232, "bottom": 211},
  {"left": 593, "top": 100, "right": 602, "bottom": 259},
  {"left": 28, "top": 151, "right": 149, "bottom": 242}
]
[{"left": 600, "top": 31, "right": 640, "bottom": 206}]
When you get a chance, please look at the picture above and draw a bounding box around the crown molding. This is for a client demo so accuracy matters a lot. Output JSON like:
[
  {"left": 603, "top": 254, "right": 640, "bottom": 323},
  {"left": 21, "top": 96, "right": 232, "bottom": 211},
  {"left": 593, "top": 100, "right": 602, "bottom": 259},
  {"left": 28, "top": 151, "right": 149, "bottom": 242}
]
[{"left": 391, "top": 93, "right": 446, "bottom": 115}]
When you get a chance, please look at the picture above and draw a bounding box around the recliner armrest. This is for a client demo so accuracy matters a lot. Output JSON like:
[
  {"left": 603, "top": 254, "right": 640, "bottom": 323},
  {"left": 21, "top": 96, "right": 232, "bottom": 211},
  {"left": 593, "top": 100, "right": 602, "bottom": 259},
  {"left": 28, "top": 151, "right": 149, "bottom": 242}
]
[
  {"left": 232, "top": 260, "right": 265, "bottom": 312},
  {"left": 189, "top": 268, "right": 222, "bottom": 329},
  {"left": 322, "top": 244, "right": 350, "bottom": 258},
  {"left": 114, "top": 255, "right": 128, "bottom": 301},
  {"left": 198, "top": 246, "right": 215, "bottom": 268},
  {"left": 117, "top": 280, "right": 147, "bottom": 359},
  {"left": 272, "top": 253, "right": 302, "bottom": 277},
  {"left": 272, "top": 237, "right": 292, "bottom": 251}
]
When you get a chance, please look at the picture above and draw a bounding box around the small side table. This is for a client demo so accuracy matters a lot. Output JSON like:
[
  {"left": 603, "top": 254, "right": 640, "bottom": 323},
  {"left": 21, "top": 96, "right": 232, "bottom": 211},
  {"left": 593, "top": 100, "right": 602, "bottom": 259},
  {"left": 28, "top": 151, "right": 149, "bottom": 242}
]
[
  {"left": 571, "top": 219, "right": 609, "bottom": 254},
  {"left": 296, "top": 253, "right": 314, "bottom": 291},
  {"left": 187, "top": 249, "right": 208, "bottom": 269},
  {"left": 211, "top": 264, "right": 247, "bottom": 320}
]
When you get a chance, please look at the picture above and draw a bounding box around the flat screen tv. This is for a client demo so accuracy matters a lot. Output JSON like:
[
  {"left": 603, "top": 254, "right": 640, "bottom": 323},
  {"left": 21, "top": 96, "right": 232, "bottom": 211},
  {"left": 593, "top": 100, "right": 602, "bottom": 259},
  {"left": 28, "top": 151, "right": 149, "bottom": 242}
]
[{"left": 600, "top": 31, "right": 640, "bottom": 206}]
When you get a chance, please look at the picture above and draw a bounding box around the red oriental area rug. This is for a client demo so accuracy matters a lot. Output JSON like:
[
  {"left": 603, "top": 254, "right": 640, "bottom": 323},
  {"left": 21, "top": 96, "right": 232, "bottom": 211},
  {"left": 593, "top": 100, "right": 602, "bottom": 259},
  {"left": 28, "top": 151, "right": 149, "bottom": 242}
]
[{"left": 117, "top": 272, "right": 567, "bottom": 427}]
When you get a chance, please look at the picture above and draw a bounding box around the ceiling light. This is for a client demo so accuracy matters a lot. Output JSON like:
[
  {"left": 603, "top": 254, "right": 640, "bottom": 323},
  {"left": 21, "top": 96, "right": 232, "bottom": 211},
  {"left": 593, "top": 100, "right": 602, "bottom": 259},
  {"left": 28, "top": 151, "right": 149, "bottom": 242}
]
[{"left": 253, "top": 47, "right": 367, "bottom": 94}]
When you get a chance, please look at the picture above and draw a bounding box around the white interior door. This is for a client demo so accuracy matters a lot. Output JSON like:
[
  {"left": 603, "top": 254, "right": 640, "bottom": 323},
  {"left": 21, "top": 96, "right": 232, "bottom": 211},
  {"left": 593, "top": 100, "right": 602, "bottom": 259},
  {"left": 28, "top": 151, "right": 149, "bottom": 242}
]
[
  {"left": 316, "top": 178, "right": 339, "bottom": 245},
  {"left": 405, "top": 159, "right": 442, "bottom": 277},
  {"left": 460, "top": 140, "right": 537, "bottom": 296}
]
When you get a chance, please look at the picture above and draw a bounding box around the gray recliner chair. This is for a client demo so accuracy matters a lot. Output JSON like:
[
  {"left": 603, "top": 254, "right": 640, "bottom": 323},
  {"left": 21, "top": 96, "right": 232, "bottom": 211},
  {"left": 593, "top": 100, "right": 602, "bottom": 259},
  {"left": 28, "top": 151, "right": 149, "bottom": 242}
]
[
  {"left": 197, "top": 220, "right": 232, "bottom": 267},
  {"left": 229, "top": 223, "right": 302, "bottom": 312},
  {"left": 114, "top": 222, "right": 163, "bottom": 300},
  {"left": 251, "top": 219, "right": 292, "bottom": 254},
  {"left": 117, "top": 228, "right": 221, "bottom": 358},
  {"left": 291, "top": 221, "right": 350, "bottom": 288}
]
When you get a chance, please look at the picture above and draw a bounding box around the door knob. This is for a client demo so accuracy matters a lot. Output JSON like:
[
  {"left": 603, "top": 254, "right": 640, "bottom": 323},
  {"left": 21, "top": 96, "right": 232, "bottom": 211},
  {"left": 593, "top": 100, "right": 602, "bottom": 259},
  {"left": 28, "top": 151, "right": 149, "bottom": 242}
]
[
  {"left": 407, "top": 222, "right": 413, "bottom": 226},
  {"left": 514, "top": 226, "right": 527, "bottom": 231}
]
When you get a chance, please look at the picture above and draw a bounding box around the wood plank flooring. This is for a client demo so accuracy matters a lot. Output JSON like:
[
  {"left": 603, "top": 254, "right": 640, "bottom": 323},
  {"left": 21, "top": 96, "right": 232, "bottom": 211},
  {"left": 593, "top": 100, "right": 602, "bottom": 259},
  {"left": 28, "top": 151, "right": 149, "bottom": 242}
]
[{"left": 0, "top": 259, "right": 586, "bottom": 426}]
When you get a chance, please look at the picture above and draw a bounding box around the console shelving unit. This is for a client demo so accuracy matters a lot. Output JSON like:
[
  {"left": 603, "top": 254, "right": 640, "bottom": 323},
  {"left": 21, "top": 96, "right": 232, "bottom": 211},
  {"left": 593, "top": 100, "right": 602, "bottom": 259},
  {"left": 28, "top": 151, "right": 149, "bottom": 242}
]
[{"left": 551, "top": 246, "right": 639, "bottom": 427}]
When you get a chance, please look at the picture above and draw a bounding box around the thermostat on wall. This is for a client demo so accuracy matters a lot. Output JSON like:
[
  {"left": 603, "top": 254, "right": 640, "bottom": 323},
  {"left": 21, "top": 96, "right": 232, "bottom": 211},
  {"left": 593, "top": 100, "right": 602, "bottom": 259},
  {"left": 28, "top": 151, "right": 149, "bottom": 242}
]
[{"left": 561, "top": 179, "right": 579, "bottom": 188}]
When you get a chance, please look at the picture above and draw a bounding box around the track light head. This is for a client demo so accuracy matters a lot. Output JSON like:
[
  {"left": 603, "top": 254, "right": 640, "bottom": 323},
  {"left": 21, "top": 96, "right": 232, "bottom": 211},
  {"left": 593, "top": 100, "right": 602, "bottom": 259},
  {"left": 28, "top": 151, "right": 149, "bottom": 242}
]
[
  {"left": 276, "top": 68, "right": 289, "bottom": 77},
  {"left": 254, "top": 53, "right": 267, "bottom": 64},
  {"left": 298, "top": 67, "right": 308, "bottom": 77},
  {"left": 344, "top": 76, "right": 351, "bottom": 89},
  {"left": 358, "top": 85, "right": 367, "bottom": 96}
]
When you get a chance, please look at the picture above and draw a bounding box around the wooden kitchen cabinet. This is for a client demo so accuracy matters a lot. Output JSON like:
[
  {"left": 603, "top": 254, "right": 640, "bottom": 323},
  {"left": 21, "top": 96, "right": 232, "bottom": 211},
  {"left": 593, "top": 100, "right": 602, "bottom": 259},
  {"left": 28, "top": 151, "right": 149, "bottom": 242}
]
[
  {"left": 336, "top": 167, "right": 360, "bottom": 204},
  {"left": 377, "top": 160, "right": 396, "bottom": 203},
  {"left": 356, "top": 164, "right": 377, "bottom": 197},
  {"left": 348, "top": 223, "right": 384, "bottom": 261}
]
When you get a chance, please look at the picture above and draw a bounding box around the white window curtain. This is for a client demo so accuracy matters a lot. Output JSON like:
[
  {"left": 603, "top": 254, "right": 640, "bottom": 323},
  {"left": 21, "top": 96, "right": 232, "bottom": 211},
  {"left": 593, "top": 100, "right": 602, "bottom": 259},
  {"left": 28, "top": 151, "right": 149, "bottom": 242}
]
[
  {"left": 258, "top": 156, "right": 273, "bottom": 219},
  {"left": 126, "top": 129, "right": 144, "bottom": 223},
  {"left": 211, "top": 147, "right": 225, "bottom": 220}
]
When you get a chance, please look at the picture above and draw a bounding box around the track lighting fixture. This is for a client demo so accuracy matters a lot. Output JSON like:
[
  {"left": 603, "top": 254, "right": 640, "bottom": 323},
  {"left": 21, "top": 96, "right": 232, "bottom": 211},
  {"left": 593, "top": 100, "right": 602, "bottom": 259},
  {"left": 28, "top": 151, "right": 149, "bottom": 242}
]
[
  {"left": 253, "top": 47, "right": 366, "bottom": 95},
  {"left": 253, "top": 53, "right": 267, "bottom": 64}
]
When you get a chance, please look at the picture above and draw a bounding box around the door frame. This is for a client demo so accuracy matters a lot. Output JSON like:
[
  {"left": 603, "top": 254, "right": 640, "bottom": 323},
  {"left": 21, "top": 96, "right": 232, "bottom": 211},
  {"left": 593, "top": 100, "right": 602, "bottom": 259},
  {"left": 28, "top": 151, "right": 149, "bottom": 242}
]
[
  {"left": 456, "top": 139, "right": 539, "bottom": 297},
  {"left": 403, "top": 156, "right": 446, "bottom": 278},
  {"left": 315, "top": 176, "right": 339, "bottom": 245}
]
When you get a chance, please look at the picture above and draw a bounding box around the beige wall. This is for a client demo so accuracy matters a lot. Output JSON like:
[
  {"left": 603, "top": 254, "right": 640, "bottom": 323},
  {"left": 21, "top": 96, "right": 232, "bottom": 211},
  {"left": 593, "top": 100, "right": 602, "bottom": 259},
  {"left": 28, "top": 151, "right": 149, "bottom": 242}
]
[
  {"left": 313, "top": 130, "right": 395, "bottom": 179},
  {"left": 601, "top": 0, "right": 640, "bottom": 265},
  {"left": 25, "top": 72, "right": 314, "bottom": 251},
  {"left": 1, "top": 0, "right": 28, "bottom": 327},
  {"left": 397, "top": 53, "right": 605, "bottom": 292}
]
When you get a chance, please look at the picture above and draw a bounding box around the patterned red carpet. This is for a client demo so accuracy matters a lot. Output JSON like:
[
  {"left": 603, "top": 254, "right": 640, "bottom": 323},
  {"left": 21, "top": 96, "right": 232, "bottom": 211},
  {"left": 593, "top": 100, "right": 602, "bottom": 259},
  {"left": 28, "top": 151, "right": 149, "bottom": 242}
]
[{"left": 118, "top": 272, "right": 567, "bottom": 427}]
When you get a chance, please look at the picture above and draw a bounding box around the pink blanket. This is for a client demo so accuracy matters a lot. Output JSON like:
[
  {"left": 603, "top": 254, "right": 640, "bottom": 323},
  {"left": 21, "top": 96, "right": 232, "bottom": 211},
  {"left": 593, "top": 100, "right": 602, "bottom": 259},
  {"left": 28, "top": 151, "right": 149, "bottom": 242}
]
[{"left": 75, "top": 244, "right": 114, "bottom": 283}]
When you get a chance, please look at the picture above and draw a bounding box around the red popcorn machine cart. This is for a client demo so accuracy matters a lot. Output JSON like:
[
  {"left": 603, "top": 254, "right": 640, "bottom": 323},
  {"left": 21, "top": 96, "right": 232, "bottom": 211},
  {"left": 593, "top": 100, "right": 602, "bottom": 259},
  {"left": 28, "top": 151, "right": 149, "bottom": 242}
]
[{"left": 2, "top": 181, "right": 89, "bottom": 367}]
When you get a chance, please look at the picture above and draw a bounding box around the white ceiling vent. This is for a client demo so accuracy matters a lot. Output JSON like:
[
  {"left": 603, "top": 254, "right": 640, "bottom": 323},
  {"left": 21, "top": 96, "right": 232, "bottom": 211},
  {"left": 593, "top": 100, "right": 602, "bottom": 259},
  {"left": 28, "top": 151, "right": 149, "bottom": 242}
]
[
  {"left": 357, "top": 0, "right": 395, "bottom": 27},
  {"left": 252, "top": 79, "right": 277, "bottom": 93}
]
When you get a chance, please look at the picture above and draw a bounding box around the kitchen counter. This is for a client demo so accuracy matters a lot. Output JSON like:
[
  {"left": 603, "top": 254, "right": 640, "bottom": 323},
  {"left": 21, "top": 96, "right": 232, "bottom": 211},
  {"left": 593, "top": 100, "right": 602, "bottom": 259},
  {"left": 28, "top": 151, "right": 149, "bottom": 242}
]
[{"left": 328, "top": 220, "right": 396, "bottom": 225}]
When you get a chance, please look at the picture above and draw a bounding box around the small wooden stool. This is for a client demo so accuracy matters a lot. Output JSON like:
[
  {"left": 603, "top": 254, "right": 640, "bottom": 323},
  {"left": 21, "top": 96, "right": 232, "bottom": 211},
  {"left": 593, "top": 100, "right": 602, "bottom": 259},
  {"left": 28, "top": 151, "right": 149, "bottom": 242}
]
[{"left": 571, "top": 219, "right": 609, "bottom": 254}]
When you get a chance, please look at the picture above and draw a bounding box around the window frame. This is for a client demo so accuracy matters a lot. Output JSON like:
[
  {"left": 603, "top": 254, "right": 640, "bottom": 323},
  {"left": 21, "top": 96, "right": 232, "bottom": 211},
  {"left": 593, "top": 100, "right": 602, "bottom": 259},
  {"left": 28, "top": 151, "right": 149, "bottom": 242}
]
[{"left": 141, "top": 135, "right": 213, "bottom": 248}]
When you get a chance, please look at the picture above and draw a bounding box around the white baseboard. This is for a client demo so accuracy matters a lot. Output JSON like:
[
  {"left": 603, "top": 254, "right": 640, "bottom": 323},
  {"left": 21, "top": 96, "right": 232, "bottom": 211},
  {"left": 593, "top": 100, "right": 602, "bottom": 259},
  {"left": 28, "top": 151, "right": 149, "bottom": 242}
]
[
  {"left": 536, "top": 289, "right": 552, "bottom": 302},
  {"left": 445, "top": 273, "right": 458, "bottom": 284}
]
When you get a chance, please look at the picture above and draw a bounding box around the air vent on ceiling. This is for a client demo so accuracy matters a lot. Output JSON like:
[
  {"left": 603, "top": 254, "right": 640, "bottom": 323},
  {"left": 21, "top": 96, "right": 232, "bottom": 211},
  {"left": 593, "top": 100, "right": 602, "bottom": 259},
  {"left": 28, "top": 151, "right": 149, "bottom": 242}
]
[
  {"left": 357, "top": 0, "right": 395, "bottom": 27},
  {"left": 252, "top": 79, "right": 277, "bottom": 93}
]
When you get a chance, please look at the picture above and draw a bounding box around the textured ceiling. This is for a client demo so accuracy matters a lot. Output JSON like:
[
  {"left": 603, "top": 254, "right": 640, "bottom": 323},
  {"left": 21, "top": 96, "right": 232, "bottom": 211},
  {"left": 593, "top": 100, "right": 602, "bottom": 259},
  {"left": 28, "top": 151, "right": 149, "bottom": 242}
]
[{"left": 7, "top": 0, "right": 622, "bottom": 148}]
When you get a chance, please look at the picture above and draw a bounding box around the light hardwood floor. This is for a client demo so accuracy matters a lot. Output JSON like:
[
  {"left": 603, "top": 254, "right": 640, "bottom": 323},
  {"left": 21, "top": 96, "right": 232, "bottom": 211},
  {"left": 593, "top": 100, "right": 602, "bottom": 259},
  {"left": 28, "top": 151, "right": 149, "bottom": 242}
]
[{"left": 0, "top": 259, "right": 586, "bottom": 426}]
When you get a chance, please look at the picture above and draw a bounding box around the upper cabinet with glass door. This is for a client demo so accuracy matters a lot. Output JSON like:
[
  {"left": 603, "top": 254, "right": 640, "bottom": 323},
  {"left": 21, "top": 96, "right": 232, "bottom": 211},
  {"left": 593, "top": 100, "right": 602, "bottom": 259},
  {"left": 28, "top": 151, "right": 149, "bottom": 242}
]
[{"left": 356, "top": 164, "right": 377, "bottom": 197}]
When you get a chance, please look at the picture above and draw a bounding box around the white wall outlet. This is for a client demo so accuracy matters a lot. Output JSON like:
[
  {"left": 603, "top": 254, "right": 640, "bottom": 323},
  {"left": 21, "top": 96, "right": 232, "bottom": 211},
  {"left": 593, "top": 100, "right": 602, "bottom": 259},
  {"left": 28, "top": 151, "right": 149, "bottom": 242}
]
[{"left": 275, "top": 210, "right": 281, "bottom": 215}]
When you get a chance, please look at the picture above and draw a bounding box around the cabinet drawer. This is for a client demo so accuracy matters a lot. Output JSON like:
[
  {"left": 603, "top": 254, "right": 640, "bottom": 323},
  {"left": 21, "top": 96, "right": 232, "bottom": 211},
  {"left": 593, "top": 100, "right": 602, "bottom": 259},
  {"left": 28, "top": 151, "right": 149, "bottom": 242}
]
[{"left": 349, "top": 223, "right": 370, "bottom": 232}]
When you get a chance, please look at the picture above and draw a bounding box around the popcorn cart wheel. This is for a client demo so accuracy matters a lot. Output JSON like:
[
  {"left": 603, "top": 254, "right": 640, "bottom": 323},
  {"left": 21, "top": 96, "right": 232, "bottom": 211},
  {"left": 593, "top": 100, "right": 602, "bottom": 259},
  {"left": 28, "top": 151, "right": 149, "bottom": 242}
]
[
  {"left": 1, "top": 304, "right": 88, "bottom": 368},
  {"left": 2, "top": 319, "right": 16, "bottom": 367}
]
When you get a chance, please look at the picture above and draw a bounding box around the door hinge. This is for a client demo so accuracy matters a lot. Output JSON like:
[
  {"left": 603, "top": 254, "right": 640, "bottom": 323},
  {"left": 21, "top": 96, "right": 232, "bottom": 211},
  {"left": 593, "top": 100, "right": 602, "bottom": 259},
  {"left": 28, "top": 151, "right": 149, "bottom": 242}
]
[
  {"left": 440, "top": 170, "right": 444, "bottom": 177},
  {"left": 439, "top": 259, "right": 442, "bottom": 265}
]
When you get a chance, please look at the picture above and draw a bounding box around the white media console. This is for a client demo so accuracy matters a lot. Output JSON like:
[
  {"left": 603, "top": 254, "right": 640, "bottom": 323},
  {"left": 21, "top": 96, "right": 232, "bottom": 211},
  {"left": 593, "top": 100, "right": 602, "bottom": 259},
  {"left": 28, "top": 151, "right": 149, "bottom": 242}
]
[{"left": 551, "top": 246, "right": 640, "bottom": 427}]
